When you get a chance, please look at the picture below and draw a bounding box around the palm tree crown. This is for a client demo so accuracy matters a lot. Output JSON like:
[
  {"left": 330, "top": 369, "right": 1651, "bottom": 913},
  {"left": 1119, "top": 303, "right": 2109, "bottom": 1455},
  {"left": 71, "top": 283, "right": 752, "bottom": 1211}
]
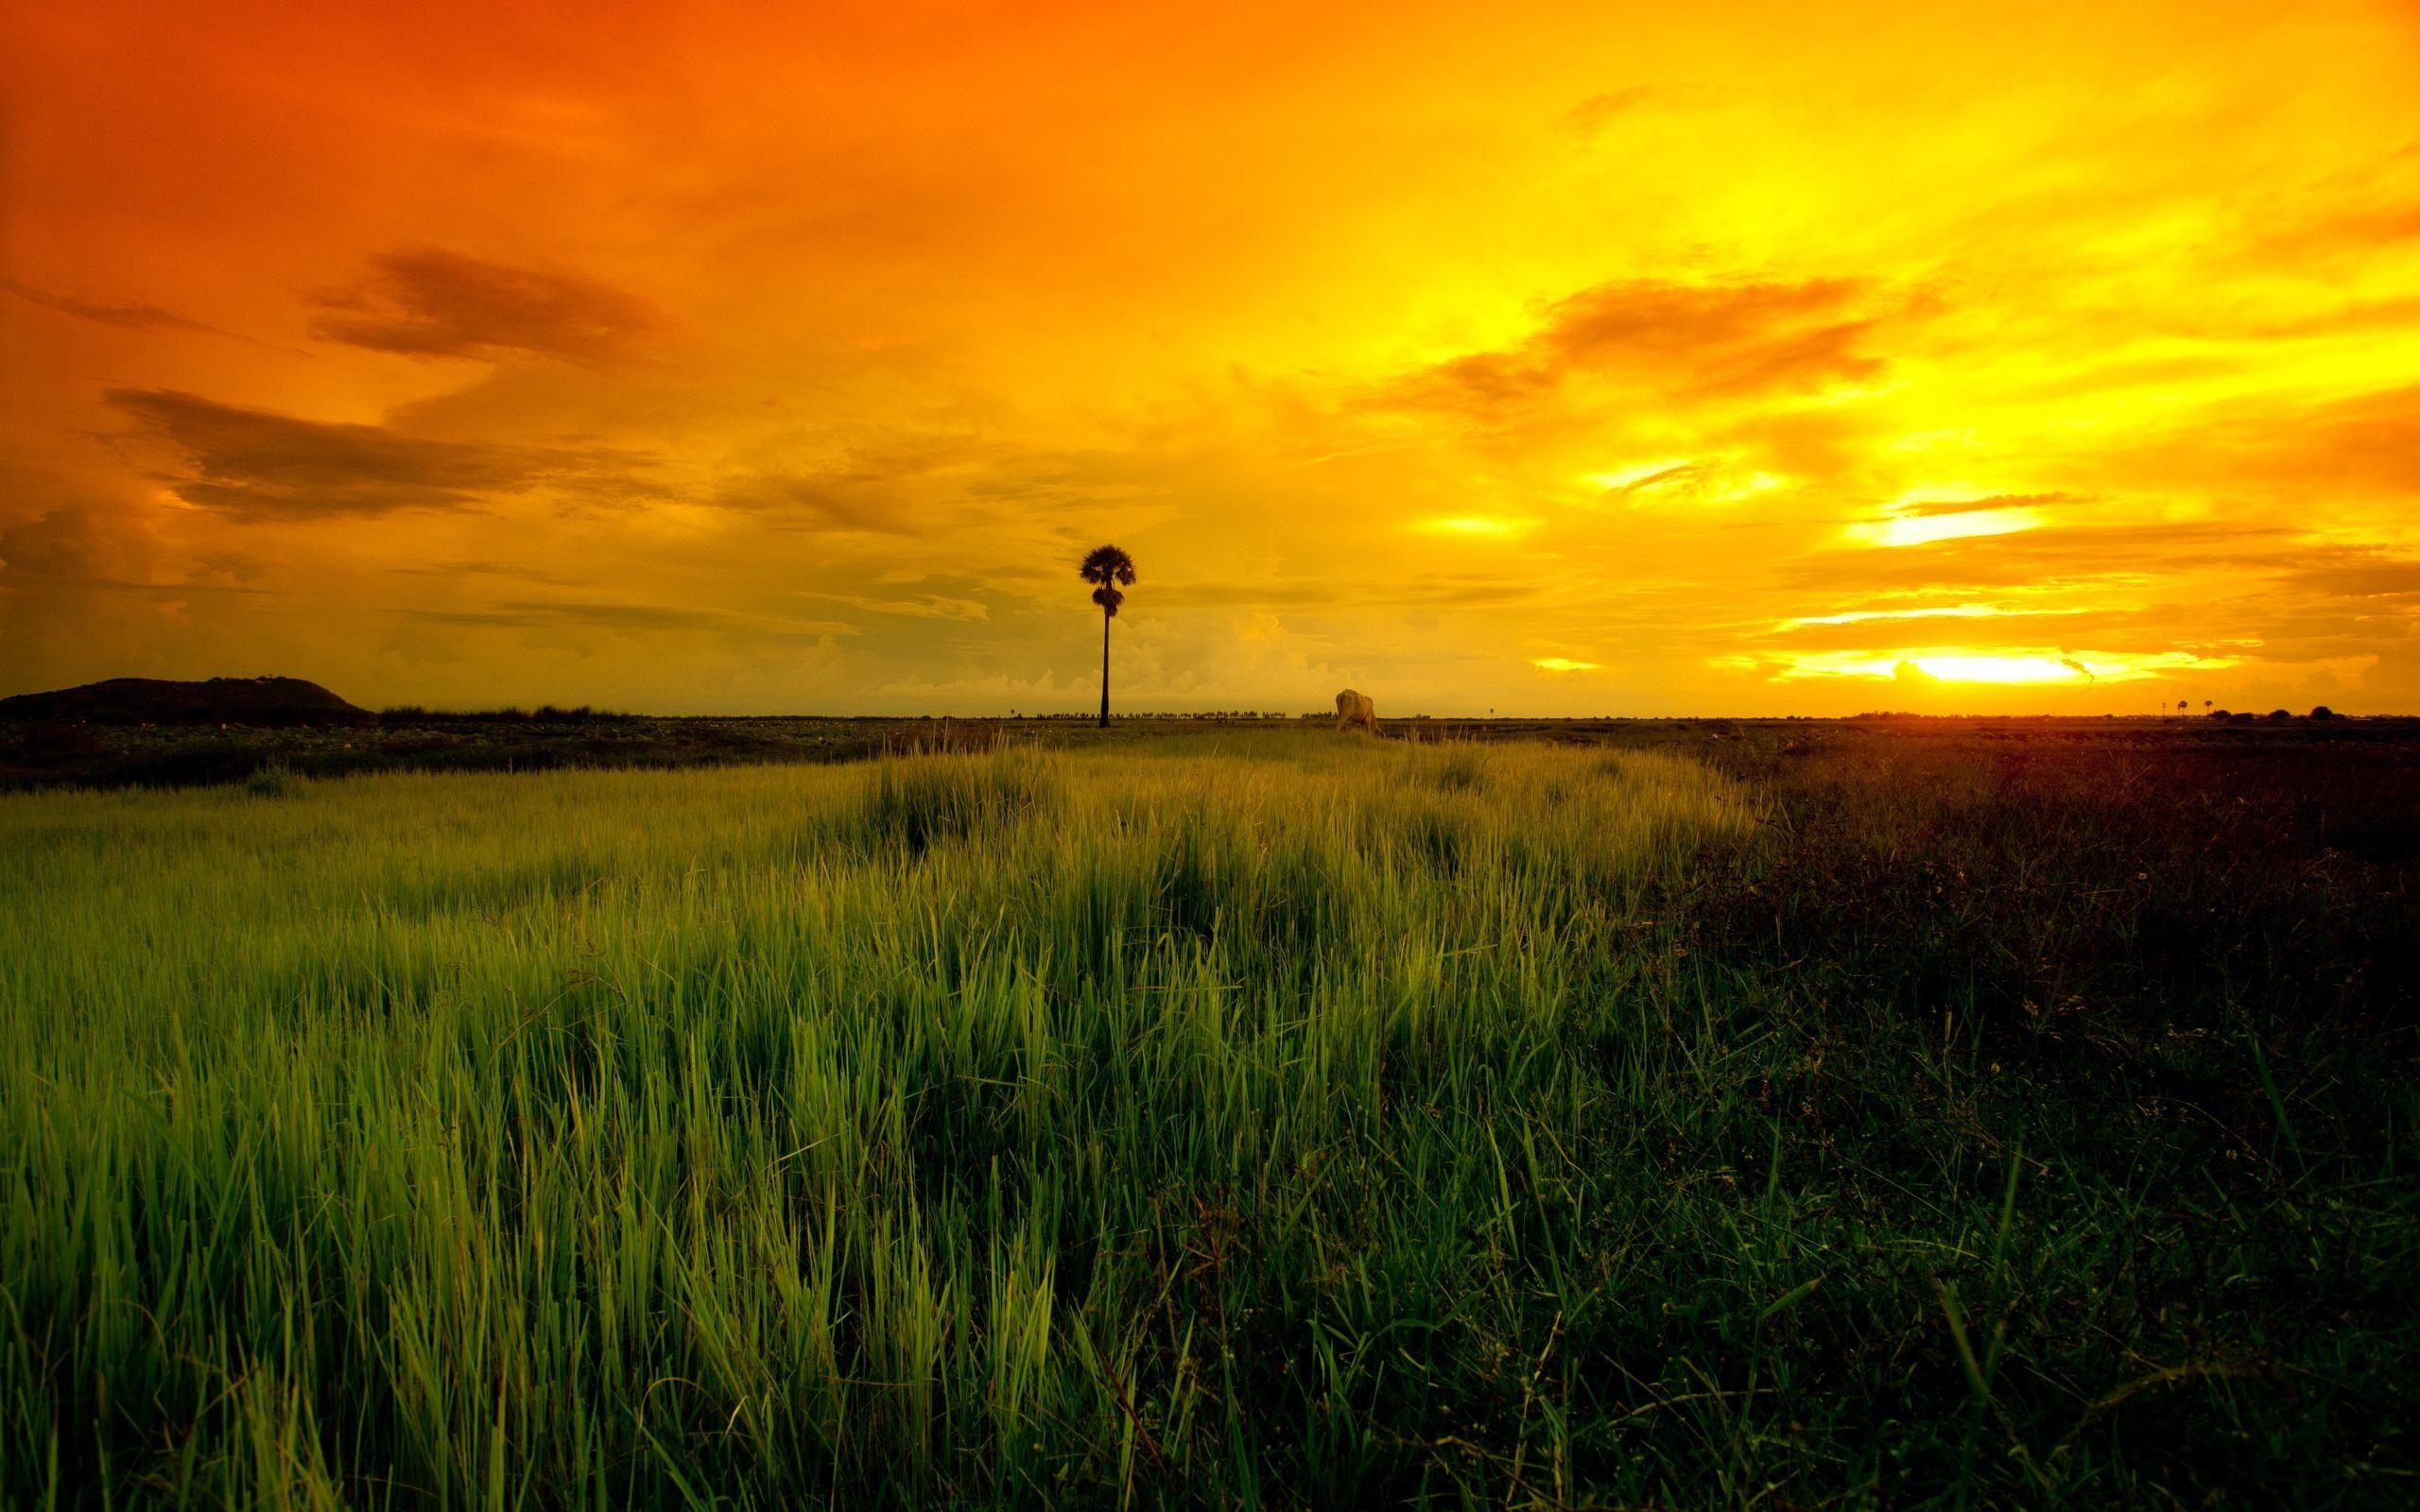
[{"left": 1080, "top": 543, "right": 1136, "bottom": 617}]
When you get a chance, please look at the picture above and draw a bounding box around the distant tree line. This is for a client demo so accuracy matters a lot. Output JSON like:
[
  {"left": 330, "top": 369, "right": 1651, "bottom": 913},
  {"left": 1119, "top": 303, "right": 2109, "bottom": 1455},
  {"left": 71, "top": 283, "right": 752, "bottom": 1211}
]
[{"left": 377, "top": 705, "right": 636, "bottom": 725}]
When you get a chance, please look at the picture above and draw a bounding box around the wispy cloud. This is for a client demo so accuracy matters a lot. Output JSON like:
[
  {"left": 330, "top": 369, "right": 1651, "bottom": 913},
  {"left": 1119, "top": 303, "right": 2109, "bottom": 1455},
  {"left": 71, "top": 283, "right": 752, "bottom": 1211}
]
[
  {"left": 1376, "top": 278, "right": 1890, "bottom": 417},
  {"left": 308, "top": 249, "right": 671, "bottom": 366},
  {"left": 403, "top": 599, "right": 856, "bottom": 640},
  {"left": 2, "top": 277, "right": 284, "bottom": 349},
  {"left": 107, "top": 388, "right": 658, "bottom": 521},
  {"left": 1561, "top": 82, "right": 1714, "bottom": 134}
]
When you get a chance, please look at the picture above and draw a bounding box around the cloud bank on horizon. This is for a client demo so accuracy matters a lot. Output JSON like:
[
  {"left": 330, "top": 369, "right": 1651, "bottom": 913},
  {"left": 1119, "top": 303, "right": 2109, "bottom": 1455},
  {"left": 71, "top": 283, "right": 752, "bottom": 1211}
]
[{"left": 4, "top": 0, "right": 2417, "bottom": 714}]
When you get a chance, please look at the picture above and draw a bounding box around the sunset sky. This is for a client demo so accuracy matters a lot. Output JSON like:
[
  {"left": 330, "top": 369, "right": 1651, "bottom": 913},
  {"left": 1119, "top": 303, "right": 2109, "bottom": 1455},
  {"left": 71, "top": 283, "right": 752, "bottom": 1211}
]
[{"left": 5, "top": 0, "right": 2418, "bottom": 714}]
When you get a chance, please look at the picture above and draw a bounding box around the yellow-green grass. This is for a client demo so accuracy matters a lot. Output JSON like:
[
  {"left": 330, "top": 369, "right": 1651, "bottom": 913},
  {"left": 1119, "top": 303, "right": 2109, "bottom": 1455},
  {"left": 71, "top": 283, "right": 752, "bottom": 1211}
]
[{"left": 2, "top": 734, "right": 1757, "bottom": 1506}]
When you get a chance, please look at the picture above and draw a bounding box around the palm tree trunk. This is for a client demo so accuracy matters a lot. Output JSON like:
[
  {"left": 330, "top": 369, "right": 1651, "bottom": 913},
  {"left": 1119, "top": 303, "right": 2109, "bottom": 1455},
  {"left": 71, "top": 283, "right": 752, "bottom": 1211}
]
[{"left": 1098, "top": 610, "right": 1112, "bottom": 729}]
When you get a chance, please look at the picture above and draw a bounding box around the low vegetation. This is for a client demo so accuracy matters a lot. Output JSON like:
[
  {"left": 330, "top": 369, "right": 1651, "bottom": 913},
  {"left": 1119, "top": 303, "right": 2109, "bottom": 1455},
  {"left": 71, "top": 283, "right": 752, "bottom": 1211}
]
[{"left": 1, "top": 727, "right": 2411, "bottom": 1506}]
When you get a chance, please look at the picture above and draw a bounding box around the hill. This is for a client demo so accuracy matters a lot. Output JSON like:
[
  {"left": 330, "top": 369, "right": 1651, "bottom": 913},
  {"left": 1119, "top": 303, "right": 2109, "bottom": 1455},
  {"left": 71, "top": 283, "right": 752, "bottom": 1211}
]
[{"left": 0, "top": 676, "right": 366, "bottom": 726}]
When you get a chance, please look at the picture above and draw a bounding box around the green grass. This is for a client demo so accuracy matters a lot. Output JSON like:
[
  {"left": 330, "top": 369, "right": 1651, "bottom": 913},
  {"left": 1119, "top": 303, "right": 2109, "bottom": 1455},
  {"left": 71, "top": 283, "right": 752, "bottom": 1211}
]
[{"left": 1, "top": 729, "right": 2411, "bottom": 1507}]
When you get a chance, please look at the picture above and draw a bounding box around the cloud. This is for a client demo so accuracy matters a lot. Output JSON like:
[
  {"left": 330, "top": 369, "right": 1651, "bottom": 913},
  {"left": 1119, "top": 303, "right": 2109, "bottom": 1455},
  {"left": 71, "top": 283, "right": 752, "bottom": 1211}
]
[
  {"left": 796, "top": 590, "right": 990, "bottom": 621},
  {"left": 1167, "top": 576, "right": 1544, "bottom": 610},
  {"left": 2242, "top": 188, "right": 2420, "bottom": 273},
  {"left": 711, "top": 473, "right": 928, "bottom": 534},
  {"left": 1561, "top": 83, "right": 1711, "bottom": 134},
  {"left": 704, "top": 431, "right": 1021, "bottom": 534},
  {"left": 707, "top": 433, "right": 1179, "bottom": 537},
  {"left": 106, "top": 387, "right": 656, "bottom": 521},
  {"left": 1759, "top": 607, "right": 2140, "bottom": 652},
  {"left": 2282, "top": 553, "right": 2420, "bottom": 600},
  {"left": 2, "top": 504, "right": 146, "bottom": 585},
  {"left": 1787, "top": 520, "right": 2290, "bottom": 592},
  {"left": 2104, "top": 383, "right": 2420, "bottom": 501},
  {"left": 1819, "top": 494, "right": 2092, "bottom": 556},
  {"left": 2, "top": 277, "right": 217, "bottom": 335},
  {"left": 1377, "top": 278, "right": 1888, "bottom": 417},
  {"left": 1888, "top": 491, "right": 2085, "bottom": 518},
  {"left": 307, "top": 249, "right": 671, "bottom": 366},
  {"left": 389, "top": 560, "right": 583, "bottom": 586},
  {"left": 0, "top": 276, "right": 285, "bottom": 349},
  {"left": 1589, "top": 460, "right": 1716, "bottom": 499},
  {"left": 1752, "top": 534, "right": 2419, "bottom": 693},
  {"left": 2194, "top": 293, "right": 2420, "bottom": 342},
  {"left": 404, "top": 599, "right": 856, "bottom": 640}
]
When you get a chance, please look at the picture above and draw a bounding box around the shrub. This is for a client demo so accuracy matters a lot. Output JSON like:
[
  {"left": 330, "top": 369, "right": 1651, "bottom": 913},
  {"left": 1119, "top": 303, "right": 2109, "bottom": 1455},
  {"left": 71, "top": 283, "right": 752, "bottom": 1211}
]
[{"left": 242, "top": 763, "right": 299, "bottom": 799}]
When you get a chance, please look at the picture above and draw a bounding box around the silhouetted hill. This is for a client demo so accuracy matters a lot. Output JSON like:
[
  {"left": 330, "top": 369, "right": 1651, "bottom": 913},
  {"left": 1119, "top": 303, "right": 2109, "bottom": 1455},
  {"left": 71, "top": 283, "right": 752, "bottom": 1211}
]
[{"left": 0, "top": 677, "right": 367, "bottom": 726}]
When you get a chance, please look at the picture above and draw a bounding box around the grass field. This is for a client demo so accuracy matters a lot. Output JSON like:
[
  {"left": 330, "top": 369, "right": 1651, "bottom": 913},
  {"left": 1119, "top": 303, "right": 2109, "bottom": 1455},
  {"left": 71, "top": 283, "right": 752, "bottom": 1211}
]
[{"left": 2, "top": 728, "right": 2414, "bottom": 1507}]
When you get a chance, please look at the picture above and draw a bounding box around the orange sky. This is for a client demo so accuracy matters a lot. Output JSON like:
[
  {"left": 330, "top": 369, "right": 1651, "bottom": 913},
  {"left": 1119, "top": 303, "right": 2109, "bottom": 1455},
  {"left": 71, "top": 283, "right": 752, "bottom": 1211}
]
[{"left": 5, "top": 0, "right": 2418, "bottom": 714}]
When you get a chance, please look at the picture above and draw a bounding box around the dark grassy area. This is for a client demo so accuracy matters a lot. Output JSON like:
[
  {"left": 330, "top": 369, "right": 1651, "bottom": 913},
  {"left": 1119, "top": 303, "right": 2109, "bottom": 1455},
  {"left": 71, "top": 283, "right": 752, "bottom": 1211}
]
[
  {"left": 2, "top": 717, "right": 2414, "bottom": 1505},
  {"left": 0, "top": 710, "right": 890, "bottom": 791},
  {"left": 1618, "top": 720, "right": 2420, "bottom": 1505},
  {"left": 1300, "top": 716, "right": 2420, "bottom": 1503}
]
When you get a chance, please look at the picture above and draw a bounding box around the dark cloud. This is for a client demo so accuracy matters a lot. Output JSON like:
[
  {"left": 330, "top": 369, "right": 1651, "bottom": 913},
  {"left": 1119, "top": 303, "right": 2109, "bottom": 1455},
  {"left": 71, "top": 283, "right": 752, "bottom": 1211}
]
[
  {"left": 307, "top": 249, "right": 670, "bottom": 366},
  {"left": 1376, "top": 278, "right": 1888, "bottom": 418},
  {"left": 104, "top": 387, "right": 658, "bottom": 522},
  {"left": 106, "top": 387, "right": 657, "bottom": 521}
]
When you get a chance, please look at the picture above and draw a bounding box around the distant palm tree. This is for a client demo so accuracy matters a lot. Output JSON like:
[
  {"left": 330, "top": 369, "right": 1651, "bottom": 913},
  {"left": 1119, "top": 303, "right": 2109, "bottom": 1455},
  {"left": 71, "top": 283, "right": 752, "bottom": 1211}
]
[
  {"left": 1080, "top": 544, "right": 1136, "bottom": 729},
  {"left": 2177, "top": 699, "right": 2189, "bottom": 715}
]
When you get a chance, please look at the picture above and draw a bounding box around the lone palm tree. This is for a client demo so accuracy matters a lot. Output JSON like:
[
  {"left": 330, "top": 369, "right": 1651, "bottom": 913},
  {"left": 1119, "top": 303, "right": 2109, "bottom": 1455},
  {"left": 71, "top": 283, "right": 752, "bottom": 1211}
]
[{"left": 1080, "top": 544, "right": 1136, "bottom": 729}]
